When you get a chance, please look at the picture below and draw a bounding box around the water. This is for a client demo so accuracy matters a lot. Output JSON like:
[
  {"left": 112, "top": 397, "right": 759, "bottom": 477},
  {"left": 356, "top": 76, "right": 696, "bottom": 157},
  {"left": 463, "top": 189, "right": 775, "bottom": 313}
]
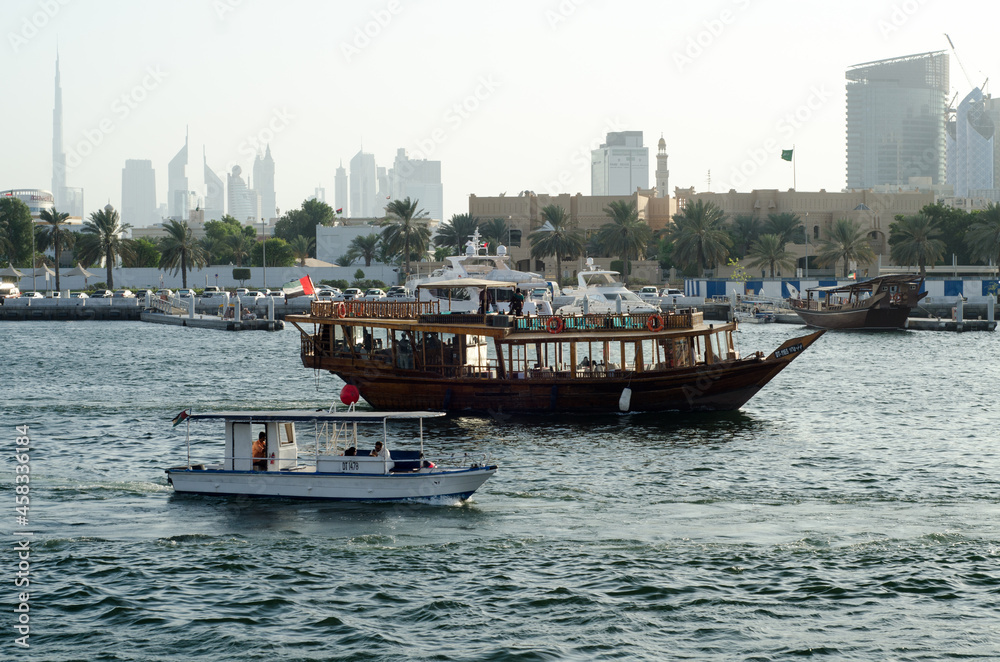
[{"left": 3, "top": 321, "right": 999, "bottom": 661}]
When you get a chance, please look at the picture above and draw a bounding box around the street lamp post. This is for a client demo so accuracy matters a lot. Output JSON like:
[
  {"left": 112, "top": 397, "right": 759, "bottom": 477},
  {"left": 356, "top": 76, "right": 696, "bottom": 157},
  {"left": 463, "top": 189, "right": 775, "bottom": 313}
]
[{"left": 262, "top": 217, "right": 267, "bottom": 291}]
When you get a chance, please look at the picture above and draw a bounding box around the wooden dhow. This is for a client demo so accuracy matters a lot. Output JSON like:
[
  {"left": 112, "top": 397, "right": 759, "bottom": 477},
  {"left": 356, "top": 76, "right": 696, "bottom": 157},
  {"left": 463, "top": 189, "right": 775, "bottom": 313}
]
[
  {"left": 287, "top": 289, "right": 824, "bottom": 415},
  {"left": 789, "top": 275, "right": 927, "bottom": 330}
]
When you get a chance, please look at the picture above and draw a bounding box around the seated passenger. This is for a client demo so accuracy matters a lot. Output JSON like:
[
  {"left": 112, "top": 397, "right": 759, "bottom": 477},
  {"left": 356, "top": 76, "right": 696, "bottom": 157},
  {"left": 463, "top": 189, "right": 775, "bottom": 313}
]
[
  {"left": 370, "top": 440, "right": 390, "bottom": 459},
  {"left": 343, "top": 447, "right": 356, "bottom": 456}
]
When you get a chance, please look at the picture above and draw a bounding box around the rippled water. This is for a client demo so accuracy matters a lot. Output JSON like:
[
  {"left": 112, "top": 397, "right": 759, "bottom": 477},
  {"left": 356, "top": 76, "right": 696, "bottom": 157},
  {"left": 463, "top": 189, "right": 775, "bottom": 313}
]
[{"left": 3, "top": 321, "right": 999, "bottom": 660}]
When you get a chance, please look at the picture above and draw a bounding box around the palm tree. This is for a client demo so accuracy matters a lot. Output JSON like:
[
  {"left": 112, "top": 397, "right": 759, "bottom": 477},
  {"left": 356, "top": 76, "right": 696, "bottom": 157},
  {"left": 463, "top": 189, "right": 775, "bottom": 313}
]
[
  {"left": 815, "top": 218, "right": 876, "bottom": 277},
  {"left": 435, "top": 213, "right": 480, "bottom": 256},
  {"left": 595, "top": 200, "right": 652, "bottom": 284},
  {"left": 889, "top": 213, "right": 945, "bottom": 276},
  {"left": 528, "top": 204, "right": 584, "bottom": 284},
  {"left": 382, "top": 197, "right": 429, "bottom": 274},
  {"left": 344, "top": 233, "right": 381, "bottom": 267},
  {"left": 728, "top": 214, "right": 762, "bottom": 258},
  {"left": 159, "top": 219, "right": 208, "bottom": 288},
  {"left": 965, "top": 202, "right": 1000, "bottom": 270},
  {"left": 764, "top": 212, "right": 804, "bottom": 245},
  {"left": 669, "top": 199, "right": 731, "bottom": 275},
  {"left": 478, "top": 217, "right": 509, "bottom": 250},
  {"left": 288, "top": 235, "right": 314, "bottom": 267},
  {"left": 38, "top": 208, "right": 72, "bottom": 292},
  {"left": 745, "top": 233, "right": 796, "bottom": 278},
  {"left": 75, "top": 205, "right": 133, "bottom": 289},
  {"left": 227, "top": 232, "right": 252, "bottom": 267}
]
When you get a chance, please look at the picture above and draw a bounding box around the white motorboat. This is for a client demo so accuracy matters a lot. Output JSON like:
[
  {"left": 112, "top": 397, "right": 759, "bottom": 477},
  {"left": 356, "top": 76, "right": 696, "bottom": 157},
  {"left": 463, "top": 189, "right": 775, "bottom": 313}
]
[
  {"left": 165, "top": 405, "right": 496, "bottom": 502},
  {"left": 556, "top": 259, "right": 659, "bottom": 316},
  {"left": 406, "top": 229, "right": 553, "bottom": 313}
]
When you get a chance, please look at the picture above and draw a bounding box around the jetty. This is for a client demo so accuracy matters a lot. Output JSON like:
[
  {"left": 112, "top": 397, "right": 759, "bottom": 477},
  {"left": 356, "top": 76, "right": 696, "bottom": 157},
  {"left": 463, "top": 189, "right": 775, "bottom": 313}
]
[{"left": 139, "top": 293, "right": 284, "bottom": 331}]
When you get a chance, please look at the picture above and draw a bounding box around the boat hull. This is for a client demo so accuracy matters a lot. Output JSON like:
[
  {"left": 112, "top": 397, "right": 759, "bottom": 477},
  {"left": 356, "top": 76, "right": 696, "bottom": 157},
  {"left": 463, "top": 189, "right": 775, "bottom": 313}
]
[
  {"left": 305, "top": 331, "right": 824, "bottom": 414},
  {"left": 166, "top": 466, "right": 496, "bottom": 501},
  {"left": 792, "top": 305, "right": 910, "bottom": 330}
]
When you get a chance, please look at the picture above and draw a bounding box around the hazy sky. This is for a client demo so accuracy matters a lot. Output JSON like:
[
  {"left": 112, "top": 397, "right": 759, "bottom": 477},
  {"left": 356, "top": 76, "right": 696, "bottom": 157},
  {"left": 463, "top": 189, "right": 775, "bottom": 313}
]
[{"left": 2, "top": 0, "right": 995, "bottom": 225}]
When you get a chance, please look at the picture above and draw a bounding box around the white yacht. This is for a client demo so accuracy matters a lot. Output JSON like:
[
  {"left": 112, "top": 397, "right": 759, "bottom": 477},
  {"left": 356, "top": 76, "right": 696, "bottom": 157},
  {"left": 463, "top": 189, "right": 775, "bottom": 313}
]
[
  {"left": 556, "top": 259, "right": 659, "bottom": 316},
  {"left": 406, "top": 229, "right": 553, "bottom": 313}
]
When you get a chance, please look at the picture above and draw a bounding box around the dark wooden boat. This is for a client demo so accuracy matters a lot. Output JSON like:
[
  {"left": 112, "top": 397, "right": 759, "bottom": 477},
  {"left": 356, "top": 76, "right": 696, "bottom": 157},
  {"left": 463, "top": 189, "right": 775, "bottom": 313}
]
[
  {"left": 789, "top": 275, "right": 927, "bottom": 330},
  {"left": 287, "top": 298, "right": 823, "bottom": 415}
]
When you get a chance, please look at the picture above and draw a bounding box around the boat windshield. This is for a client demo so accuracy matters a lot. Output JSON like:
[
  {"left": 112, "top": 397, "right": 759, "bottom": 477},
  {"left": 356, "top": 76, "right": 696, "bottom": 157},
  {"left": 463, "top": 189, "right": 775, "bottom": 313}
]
[
  {"left": 580, "top": 272, "right": 620, "bottom": 287},
  {"left": 604, "top": 291, "right": 644, "bottom": 303}
]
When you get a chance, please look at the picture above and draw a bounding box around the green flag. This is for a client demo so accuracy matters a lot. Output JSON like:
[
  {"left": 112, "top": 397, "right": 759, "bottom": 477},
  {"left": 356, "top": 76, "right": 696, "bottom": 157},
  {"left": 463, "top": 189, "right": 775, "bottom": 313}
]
[{"left": 781, "top": 149, "right": 793, "bottom": 162}]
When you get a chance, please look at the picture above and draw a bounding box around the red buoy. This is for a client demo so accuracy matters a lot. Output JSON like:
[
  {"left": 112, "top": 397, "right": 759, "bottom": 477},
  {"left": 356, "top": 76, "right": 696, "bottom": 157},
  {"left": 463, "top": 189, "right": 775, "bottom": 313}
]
[{"left": 340, "top": 384, "right": 360, "bottom": 405}]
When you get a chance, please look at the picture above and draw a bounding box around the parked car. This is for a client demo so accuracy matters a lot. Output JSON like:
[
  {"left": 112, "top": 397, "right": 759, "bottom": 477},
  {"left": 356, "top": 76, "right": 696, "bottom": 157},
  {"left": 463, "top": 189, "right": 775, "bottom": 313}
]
[
  {"left": 362, "top": 288, "right": 386, "bottom": 301},
  {"left": 637, "top": 286, "right": 661, "bottom": 303},
  {"left": 660, "top": 288, "right": 683, "bottom": 297},
  {"left": 176, "top": 289, "right": 196, "bottom": 298},
  {"left": 156, "top": 289, "right": 174, "bottom": 298},
  {"left": 91, "top": 289, "right": 113, "bottom": 298},
  {"left": 73, "top": 292, "right": 89, "bottom": 299},
  {"left": 134, "top": 289, "right": 154, "bottom": 298},
  {"left": 203, "top": 285, "right": 223, "bottom": 294},
  {"left": 113, "top": 289, "right": 135, "bottom": 298},
  {"left": 341, "top": 288, "right": 363, "bottom": 300},
  {"left": 46, "top": 291, "right": 62, "bottom": 298},
  {"left": 22, "top": 291, "right": 44, "bottom": 299},
  {"left": 315, "top": 288, "right": 341, "bottom": 300},
  {"left": 385, "top": 286, "right": 414, "bottom": 301},
  {"left": 234, "top": 287, "right": 250, "bottom": 296}
]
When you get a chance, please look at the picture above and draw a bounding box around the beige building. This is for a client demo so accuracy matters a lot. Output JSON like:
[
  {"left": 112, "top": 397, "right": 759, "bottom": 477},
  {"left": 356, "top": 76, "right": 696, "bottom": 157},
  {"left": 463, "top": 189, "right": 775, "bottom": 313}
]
[
  {"left": 676, "top": 187, "right": 937, "bottom": 276},
  {"left": 468, "top": 190, "right": 676, "bottom": 283}
]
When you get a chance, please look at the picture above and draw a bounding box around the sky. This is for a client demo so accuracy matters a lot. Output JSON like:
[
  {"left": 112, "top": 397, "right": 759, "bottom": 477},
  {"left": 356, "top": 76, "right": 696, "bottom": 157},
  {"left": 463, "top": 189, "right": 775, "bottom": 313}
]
[{"left": 2, "top": 0, "right": 996, "bottom": 226}]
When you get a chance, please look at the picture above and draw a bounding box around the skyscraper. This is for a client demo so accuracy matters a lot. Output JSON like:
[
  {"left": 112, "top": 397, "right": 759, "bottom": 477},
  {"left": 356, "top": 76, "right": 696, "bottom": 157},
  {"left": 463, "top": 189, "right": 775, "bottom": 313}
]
[
  {"left": 203, "top": 148, "right": 225, "bottom": 222},
  {"left": 390, "top": 148, "right": 443, "bottom": 221},
  {"left": 52, "top": 52, "right": 67, "bottom": 213},
  {"left": 591, "top": 131, "right": 649, "bottom": 196},
  {"left": 947, "top": 88, "right": 996, "bottom": 197},
  {"left": 121, "top": 159, "right": 158, "bottom": 227},
  {"left": 845, "top": 51, "right": 949, "bottom": 189},
  {"left": 167, "top": 129, "right": 189, "bottom": 220},
  {"left": 253, "top": 145, "right": 276, "bottom": 220},
  {"left": 349, "top": 150, "right": 377, "bottom": 217},
  {"left": 227, "top": 165, "right": 260, "bottom": 224},
  {"left": 335, "top": 161, "right": 348, "bottom": 216}
]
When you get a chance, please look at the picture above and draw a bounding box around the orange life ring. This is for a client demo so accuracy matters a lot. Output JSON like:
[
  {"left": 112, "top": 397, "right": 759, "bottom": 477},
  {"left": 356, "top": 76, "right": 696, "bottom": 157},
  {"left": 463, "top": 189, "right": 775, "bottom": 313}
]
[
  {"left": 336, "top": 301, "right": 347, "bottom": 318},
  {"left": 891, "top": 294, "right": 901, "bottom": 305},
  {"left": 546, "top": 316, "right": 564, "bottom": 334},
  {"left": 646, "top": 314, "right": 664, "bottom": 332}
]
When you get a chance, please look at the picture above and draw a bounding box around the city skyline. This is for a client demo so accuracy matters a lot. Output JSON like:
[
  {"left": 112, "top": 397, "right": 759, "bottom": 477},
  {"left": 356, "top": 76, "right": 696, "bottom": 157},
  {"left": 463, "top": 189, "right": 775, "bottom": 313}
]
[{"left": 4, "top": 0, "right": 996, "bottom": 224}]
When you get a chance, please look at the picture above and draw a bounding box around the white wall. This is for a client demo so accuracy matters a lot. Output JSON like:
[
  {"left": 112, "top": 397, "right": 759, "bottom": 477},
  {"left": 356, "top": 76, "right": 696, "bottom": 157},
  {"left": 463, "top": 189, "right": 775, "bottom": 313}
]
[{"left": 16, "top": 265, "right": 402, "bottom": 291}]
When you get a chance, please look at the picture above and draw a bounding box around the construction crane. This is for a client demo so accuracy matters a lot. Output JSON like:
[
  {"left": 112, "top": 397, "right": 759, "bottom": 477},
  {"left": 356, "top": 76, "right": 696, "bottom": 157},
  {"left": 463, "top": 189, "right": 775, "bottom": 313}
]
[{"left": 945, "top": 33, "right": 975, "bottom": 90}]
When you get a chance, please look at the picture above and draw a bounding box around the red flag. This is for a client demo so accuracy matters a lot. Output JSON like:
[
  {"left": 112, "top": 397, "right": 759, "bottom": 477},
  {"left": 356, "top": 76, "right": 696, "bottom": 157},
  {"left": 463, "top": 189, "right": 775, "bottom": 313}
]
[
  {"left": 336, "top": 208, "right": 343, "bottom": 214},
  {"left": 300, "top": 275, "right": 315, "bottom": 296}
]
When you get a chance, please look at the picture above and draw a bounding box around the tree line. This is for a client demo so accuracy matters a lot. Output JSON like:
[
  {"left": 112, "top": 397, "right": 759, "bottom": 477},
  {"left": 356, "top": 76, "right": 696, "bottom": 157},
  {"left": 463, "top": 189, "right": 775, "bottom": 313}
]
[{"left": 4, "top": 195, "right": 1000, "bottom": 290}]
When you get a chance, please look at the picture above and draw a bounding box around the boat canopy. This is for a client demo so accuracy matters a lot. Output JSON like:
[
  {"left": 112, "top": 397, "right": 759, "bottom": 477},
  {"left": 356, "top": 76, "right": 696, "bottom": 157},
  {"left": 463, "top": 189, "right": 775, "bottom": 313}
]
[
  {"left": 415, "top": 278, "right": 518, "bottom": 290},
  {"left": 804, "top": 275, "right": 921, "bottom": 295},
  {"left": 186, "top": 410, "right": 446, "bottom": 423}
]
